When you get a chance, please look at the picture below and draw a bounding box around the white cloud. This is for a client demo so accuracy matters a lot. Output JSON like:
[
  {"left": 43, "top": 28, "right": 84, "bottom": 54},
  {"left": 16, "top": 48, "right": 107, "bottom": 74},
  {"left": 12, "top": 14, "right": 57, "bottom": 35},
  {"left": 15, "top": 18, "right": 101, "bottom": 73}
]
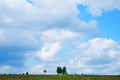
[
  {"left": 77, "top": 0, "right": 120, "bottom": 16},
  {"left": 33, "top": 0, "right": 78, "bottom": 18},
  {"left": 0, "top": 65, "right": 23, "bottom": 74},
  {"left": 0, "top": 65, "right": 11, "bottom": 73},
  {"left": 0, "top": 28, "right": 41, "bottom": 49},
  {"left": 34, "top": 29, "right": 80, "bottom": 61},
  {"left": 29, "top": 65, "right": 44, "bottom": 74},
  {"left": 69, "top": 38, "right": 120, "bottom": 74},
  {"left": 0, "top": 15, "right": 14, "bottom": 24},
  {"left": 108, "top": 50, "right": 117, "bottom": 58},
  {"left": 1, "top": 0, "right": 26, "bottom": 10},
  {"left": 41, "top": 29, "right": 80, "bottom": 42},
  {"left": 0, "top": 1, "right": 100, "bottom": 64},
  {"left": 0, "top": 0, "right": 100, "bottom": 54},
  {"left": 35, "top": 42, "right": 61, "bottom": 61},
  {"left": 0, "top": 65, "right": 44, "bottom": 74},
  {"left": 78, "top": 20, "right": 100, "bottom": 36},
  {"left": 0, "top": 0, "right": 99, "bottom": 35},
  {"left": 79, "top": 38, "right": 117, "bottom": 57}
]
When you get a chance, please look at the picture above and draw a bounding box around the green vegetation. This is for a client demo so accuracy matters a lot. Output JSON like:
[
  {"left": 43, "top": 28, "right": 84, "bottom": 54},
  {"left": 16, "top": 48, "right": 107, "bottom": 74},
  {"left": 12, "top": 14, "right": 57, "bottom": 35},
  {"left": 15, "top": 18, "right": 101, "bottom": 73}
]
[
  {"left": 0, "top": 75, "right": 120, "bottom": 80},
  {"left": 43, "top": 70, "right": 47, "bottom": 74},
  {"left": 0, "top": 67, "right": 120, "bottom": 80},
  {"left": 56, "top": 66, "right": 67, "bottom": 75}
]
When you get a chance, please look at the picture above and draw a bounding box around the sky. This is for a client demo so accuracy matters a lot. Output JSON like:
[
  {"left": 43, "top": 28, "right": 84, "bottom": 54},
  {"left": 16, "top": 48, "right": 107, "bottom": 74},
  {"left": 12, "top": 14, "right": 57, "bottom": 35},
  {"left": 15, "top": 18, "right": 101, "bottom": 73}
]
[{"left": 0, "top": 0, "right": 120, "bottom": 75}]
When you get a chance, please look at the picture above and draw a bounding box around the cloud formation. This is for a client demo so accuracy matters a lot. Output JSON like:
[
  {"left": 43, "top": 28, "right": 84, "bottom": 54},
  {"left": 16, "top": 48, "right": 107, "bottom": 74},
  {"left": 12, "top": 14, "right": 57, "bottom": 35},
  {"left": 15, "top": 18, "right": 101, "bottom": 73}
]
[
  {"left": 35, "top": 42, "right": 61, "bottom": 61},
  {"left": 77, "top": 0, "right": 120, "bottom": 16},
  {"left": 69, "top": 38, "right": 120, "bottom": 74},
  {"left": 0, "top": 0, "right": 99, "bottom": 67},
  {"left": 0, "top": 0, "right": 99, "bottom": 33},
  {"left": 33, "top": 29, "right": 79, "bottom": 61},
  {"left": 0, "top": 0, "right": 120, "bottom": 74}
]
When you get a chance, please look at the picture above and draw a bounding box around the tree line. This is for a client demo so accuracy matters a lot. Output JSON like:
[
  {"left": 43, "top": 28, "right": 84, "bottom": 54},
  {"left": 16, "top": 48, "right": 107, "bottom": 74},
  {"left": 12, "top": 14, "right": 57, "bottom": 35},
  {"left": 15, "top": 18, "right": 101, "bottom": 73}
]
[
  {"left": 0, "top": 66, "right": 67, "bottom": 75},
  {"left": 56, "top": 66, "right": 67, "bottom": 75},
  {"left": 43, "top": 66, "right": 67, "bottom": 75}
]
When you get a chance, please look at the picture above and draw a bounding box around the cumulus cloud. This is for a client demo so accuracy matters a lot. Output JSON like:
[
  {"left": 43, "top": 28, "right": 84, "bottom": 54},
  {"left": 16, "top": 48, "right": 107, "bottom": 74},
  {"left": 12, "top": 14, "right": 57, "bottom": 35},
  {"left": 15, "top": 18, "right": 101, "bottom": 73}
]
[
  {"left": 69, "top": 38, "right": 120, "bottom": 74},
  {"left": 41, "top": 29, "right": 80, "bottom": 42},
  {"left": 0, "top": 0, "right": 100, "bottom": 53},
  {"left": 0, "top": 29, "right": 41, "bottom": 48},
  {"left": 77, "top": 0, "right": 120, "bottom": 16},
  {"left": 0, "top": 0, "right": 99, "bottom": 34},
  {"left": 35, "top": 42, "right": 61, "bottom": 61},
  {"left": 78, "top": 38, "right": 117, "bottom": 57},
  {"left": 0, "top": 0, "right": 99, "bottom": 66},
  {"left": 0, "top": 28, "right": 42, "bottom": 67},
  {"left": 33, "top": 29, "right": 79, "bottom": 61},
  {"left": 0, "top": 65, "right": 11, "bottom": 73},
  {"left": 29, "top": 65, "right": 44, "bottom": 74}
]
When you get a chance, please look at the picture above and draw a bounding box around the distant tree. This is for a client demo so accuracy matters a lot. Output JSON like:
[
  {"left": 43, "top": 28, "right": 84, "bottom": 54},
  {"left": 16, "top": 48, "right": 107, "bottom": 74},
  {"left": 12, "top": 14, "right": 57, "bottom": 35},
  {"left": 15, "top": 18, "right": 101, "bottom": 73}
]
[
  {"left": 56, "top": 66, "right": 68, "bottom": 75},
  {"left": 62, "top": 66, "right": 67, "bottom": 74},
  {"left": 43, "top": 70, "right": 47, "bottom": 74},
  {"left": 26, "top": 72, "right": 29, "bottom": 75},
  {"left": 57, "top": 66, "right": 62, "bottom": 74},
  {"left": 81, "top": 73, "right": 84, "bottom": 76},
  {"left": 4, "top": 73, "right": 7, "bottom": 75},
  {"left": 9, "top": 73, "right": 12, "bottom": 75}
]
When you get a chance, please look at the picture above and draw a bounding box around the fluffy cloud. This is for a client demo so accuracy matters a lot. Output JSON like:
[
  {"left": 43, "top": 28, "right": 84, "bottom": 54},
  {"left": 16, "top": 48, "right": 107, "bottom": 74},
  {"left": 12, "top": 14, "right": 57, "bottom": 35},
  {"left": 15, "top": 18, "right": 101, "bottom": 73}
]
[
  {"left": 0, "top": 0, "right": 99, "bottom": 34},
  {"left": 69, "top": 38, "right": 120, "bottom": 74},
  {"left": 35, "top": 42, "right": 61, "bottom": 61},
  {"left": 29, "top": 65, "right": 44, "bottom": 74},
  {"left": 34, "top": 29, "right": 79, "bottom": 61},
  {"left": 77, "top": 0, "right": 120, "bottom": 16},
  {"left": 0, "top": 28, "right": 42, "bottom": 67},
  {"left": 0, "top": 65, "right": 11, "bottom": 73},
  {"left": 0, "top": 29, "right": 41, "bottom": 47},
  {"left": 0, "top": 0, "right": 99, "bottom": 66},
  {"left": 0, "top": 65, "right": 25, "bottom": 74},
  {"left": 78, "top": 38, "right": 117, "bottom": 57},
  {"left": 41, "top": 29, "right": 79, "bottom": 42},
  {"left": 0, "top": 0, "right": 99, "bottom": 53}
]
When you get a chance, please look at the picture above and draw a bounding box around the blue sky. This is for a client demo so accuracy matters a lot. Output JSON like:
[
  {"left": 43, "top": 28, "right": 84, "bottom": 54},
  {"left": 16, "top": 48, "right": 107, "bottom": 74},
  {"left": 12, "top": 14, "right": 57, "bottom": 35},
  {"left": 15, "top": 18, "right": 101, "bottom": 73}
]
[
  {"left": 98, "top": 9, "right": 120, "bottom": 41},
  {"left": 0, "top": 0, "right": 120, "bottom": 75}
]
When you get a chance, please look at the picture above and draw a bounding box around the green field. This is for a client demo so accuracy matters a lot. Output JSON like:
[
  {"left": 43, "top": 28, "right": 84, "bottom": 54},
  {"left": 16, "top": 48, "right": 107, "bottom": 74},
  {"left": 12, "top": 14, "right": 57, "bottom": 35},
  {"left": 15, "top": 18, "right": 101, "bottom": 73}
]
[{"left": 0, "top": 75, "right": 120, "bottom": 80}]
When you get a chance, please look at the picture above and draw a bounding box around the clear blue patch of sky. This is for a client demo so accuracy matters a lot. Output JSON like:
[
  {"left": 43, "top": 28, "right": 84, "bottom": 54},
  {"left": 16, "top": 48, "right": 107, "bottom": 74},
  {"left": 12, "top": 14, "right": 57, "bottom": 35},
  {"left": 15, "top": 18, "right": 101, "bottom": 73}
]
[
  {"left": 96, "top": 9, "right": 120, "bottom": 41},
  {"left": 0, "top": 50, "right": 25, "bottom": 67},
  {"left": 25, "top": 58, "right": 40, "bottom": 67}
]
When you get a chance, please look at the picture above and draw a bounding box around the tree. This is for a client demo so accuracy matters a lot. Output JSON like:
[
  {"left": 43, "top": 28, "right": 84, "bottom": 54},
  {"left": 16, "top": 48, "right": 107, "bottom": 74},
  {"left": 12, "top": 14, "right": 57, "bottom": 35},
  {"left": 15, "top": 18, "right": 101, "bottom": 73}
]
[
  {"left": 26, "top": 72, "right": 29, "bottom": 75},
  {"left": 56, "top": 66, "right": 62, "bottom": 74},
  {"left": 43, "top": 70, "right": 47, "bottom": 74},
  {"left": 56, "top": 66, "right": 68, "bottom": 75},
  {"left": 62, "top": 66, "right": 67, "bottom": 74}
]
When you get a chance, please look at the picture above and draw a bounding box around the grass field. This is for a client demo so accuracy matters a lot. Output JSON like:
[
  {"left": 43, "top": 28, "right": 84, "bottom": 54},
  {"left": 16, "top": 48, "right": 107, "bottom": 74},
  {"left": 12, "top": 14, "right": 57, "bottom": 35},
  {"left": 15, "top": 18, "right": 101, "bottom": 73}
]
[{"left": 0, "top": 75, "right": 120, "bottom": 80}]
